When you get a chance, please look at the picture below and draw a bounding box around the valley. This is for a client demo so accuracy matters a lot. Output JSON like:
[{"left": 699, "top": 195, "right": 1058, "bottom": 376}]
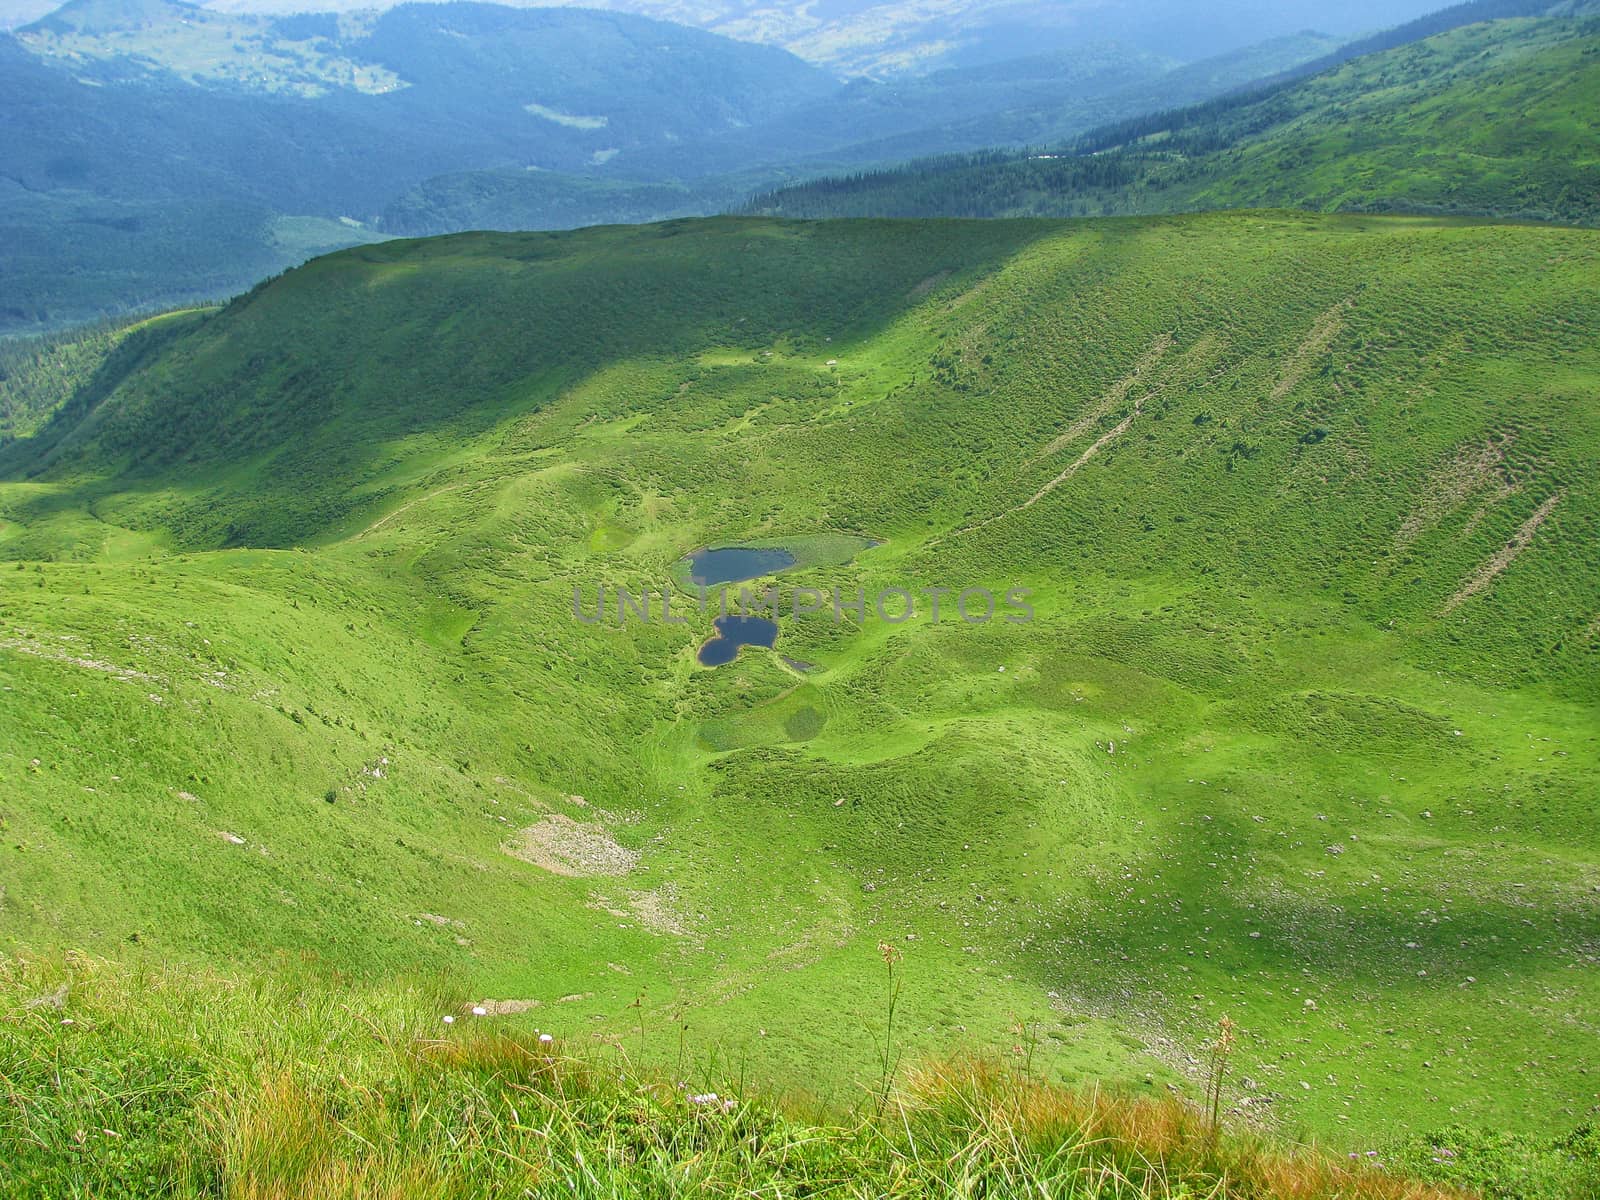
[
  {"left": 1, "top": 215, "right": 1595, "bottom": 1167},
  {"left": 2, "top": 1, "right": 1598, "bottom": 1189}
]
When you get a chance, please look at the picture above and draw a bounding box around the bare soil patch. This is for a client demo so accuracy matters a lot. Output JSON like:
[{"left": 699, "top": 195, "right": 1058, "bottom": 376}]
[{"left": 504, "top": 815, "right": 639, "bottom": 877}]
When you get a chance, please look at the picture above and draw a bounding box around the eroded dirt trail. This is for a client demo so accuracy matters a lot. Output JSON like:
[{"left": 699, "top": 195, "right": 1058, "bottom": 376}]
[
  {"left": 1271, "top": 298, "right": 1351, "bottom": 402},
  {"left": 1442, "top": 492, "right": 1562, "bottom": 613},
  {"left": 1031, "top": 333, "right": 1173, "bottom": 462}
]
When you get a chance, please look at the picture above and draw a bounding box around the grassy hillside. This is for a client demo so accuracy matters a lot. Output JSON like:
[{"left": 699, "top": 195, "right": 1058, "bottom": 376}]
[
  {"left": 1, "top": 213, "right": 1597, "bottom": 1179},
  {"left": 17, "top": 956, "right": 1575, "bottom": 1200},
  {"left": 744, "top": 13, "right": 1600, "bottom": 223},
  {"left": 13, "top": 954, "right": 1597, "bottom": 1200}
]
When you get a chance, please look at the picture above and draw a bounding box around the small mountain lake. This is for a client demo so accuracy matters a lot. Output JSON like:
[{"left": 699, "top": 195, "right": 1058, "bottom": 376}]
[
  {"left": 686, "top": 546, "right": 797, "bottom": 586},
  {"left": 698, "top": 615, "right": 778, "bottom": 666},
  {"left": 681, "top": 535, "right": 878, "bottom": 668}
]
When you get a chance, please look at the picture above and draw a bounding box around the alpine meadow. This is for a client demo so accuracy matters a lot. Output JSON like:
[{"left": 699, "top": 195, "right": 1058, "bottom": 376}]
[{"left": 1, "top": 2, "right": 1599, "bottom": 1198}]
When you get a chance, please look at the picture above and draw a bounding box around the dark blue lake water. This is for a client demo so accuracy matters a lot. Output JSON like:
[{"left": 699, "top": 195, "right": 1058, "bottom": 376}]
[
  {"left": 686, "top": 546, "right": 796, "bottom": 587},
  {"left": 697, "top": 615, "right": 779, "bottom": 666}
]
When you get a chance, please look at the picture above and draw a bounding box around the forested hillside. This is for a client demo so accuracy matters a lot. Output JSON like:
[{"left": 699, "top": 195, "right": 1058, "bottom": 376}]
[{"left": 746, "top": 10, "right": 1600, "bottom": 223}]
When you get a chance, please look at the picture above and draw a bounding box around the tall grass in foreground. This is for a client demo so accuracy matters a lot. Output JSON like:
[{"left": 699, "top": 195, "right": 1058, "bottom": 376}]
[{"left": 0, "top": 953, "right": 1540, "bottom": 1198}]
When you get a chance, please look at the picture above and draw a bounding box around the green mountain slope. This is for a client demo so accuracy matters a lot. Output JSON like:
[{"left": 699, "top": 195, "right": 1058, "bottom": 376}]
[
  {"left": 0, "top": 311, "right": 206, "bottom": 443},
  {"left": 745, "top": 13, "right": 1600, "bottom": 223},
  {"left": 1, "top": 213, "right": 1597, "bottom": 1152}
]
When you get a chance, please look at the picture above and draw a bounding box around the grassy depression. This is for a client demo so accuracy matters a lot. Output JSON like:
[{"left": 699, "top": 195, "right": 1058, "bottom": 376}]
[{"left": 0, "top": 213, "right": 1596, "bottom": 1160}]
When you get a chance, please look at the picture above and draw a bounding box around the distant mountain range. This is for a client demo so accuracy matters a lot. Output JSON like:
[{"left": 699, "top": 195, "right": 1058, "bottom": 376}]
[
  {"left": 0, "top": 0, "right": 1457, "bottom": 76},
  {"left": 0, "top": 0, "right": 836, "bottom": 329},
  {"left": 6, "top": 0, "right": 1596, "bottom": 334},
  {"left": 0, "top": 0, "right": 1358, "bottom": 332},
  {"left": 529, "top": 0, "right": 1450, "bottom": 73}
]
